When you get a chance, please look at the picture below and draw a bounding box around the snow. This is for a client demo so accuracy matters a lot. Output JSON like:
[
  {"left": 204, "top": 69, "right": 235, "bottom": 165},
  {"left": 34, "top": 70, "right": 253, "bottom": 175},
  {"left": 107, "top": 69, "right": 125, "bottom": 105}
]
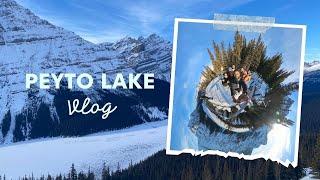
[
  {"left": 0, "top": 120, "right": 167, "bottom": 179},
  {"left": 202, "top": 102, "right": 250, "bottom": 133},
  {"left": 188, "top": 108, "right": 268, "bottom": 153},
  {"left": 200, "top": 73, "right": 268, "bottom": 133},
  {"left": 205, "top": 76, "right": 235, "bottom": 110},
  {"left": 305, "top": 63, "right": 320, "bottom": 73},
  {"left": 0, "top": 0, "right": 172, "bottom": 143},
  {"left": 252, "top": 123, "right": 291, "bottom": 159},
  {"left": 304, "top": 61, "right": 320, "bottom": 73},
  {"left": 144, "top": 106, "right": 167, "bottom": 120},
  {"left": 186, "top": 72, "right": 275, "bottom": 155},
  {"left": 249, "top": 73, "right": 268, "bottom": 104},
  {"left": 301, "top": 168, "right": 320, "bottom": 180},
  {"left": 205, "top": 73, "right": 267, "bottom": 110}
]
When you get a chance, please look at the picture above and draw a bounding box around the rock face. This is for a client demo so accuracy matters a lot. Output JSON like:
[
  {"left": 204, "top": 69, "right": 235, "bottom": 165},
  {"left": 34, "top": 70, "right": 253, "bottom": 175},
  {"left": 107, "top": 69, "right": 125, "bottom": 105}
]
[{"left": 0, "top": 0, "right": 172, "bottom": 144}]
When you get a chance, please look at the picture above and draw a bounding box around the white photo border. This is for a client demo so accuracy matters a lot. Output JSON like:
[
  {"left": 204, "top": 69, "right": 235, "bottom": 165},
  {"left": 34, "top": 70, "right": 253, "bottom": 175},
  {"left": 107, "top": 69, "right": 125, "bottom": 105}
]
[{"left": 166, "top": 18, "right": 307, "bottom": 167}]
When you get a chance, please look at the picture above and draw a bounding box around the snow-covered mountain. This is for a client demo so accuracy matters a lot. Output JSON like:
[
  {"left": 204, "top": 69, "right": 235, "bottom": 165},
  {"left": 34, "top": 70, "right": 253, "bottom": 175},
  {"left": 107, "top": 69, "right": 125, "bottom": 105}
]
[
  {"left": 303, "top": 61, "right": 320, "bottom": 89},
  {"left": 305, "top": 60, "right": 320, "bottom": 68},
  {"left": 304, "top": 61, "right": 320, "bottom": 73},
  {"left": 0, "top": 120, "right": 167, "bottom": 179},
  {"left": 0, "top": 0, "right": 171, "bottom": 144},
  {"left": 301, "top": 60, "right": 320, "bottom": 133}
]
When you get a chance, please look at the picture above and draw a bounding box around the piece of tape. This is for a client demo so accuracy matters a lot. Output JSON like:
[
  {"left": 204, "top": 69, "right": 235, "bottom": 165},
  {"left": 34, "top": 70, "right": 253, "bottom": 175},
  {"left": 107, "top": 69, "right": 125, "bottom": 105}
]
[{"left": 213, "top": 13, "right": 275, "bottom": 33}]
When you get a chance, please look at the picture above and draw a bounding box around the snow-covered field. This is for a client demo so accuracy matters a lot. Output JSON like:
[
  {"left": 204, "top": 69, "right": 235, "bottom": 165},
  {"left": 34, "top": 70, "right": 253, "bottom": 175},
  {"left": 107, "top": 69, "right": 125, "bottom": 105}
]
[
  {"left": 0, "top": 121, "right": 167, "bottom": 179},
  {"left": 301, "top": 168, "right": 320, "bottom": 180}
]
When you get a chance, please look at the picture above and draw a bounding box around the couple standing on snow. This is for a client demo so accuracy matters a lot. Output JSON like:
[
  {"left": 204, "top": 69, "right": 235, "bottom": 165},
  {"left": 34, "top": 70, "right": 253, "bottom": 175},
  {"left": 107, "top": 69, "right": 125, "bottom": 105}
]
[{"left": 222, "top": 65, "right": 252, "bottom": 103}]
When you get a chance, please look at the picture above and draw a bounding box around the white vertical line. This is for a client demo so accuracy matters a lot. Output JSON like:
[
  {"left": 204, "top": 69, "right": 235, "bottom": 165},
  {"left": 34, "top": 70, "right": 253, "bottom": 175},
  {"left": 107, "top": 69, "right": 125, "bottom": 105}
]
[
  {"left": 166, "top": 18, "right": 179, "bottom": 153},
  {"left": 293, "top": 25, "right": 307, "bottom": 167}
]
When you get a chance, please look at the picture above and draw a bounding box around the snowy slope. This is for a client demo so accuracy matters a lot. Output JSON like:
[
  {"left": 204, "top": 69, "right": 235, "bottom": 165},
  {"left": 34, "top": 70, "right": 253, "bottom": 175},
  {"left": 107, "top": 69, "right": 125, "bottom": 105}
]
[
  {"left": 0, "top": 0, "right": 172, "bottom": 144},
  {"left": 304, "top": 64, "right": 320, "bottom": 73},
  {"left": 304, "top": 61, "right": 320, "bottom": 72},
  {"left": 189, "top": 108, "right": 268, "bottom": 154},
  {"left": 303, "top": 61, "right": 320, "bottom": 88},
  {"left": 205, "top": 77, "right": 236, "bottom": 109},
  {"left": 0, "top": 120, "right": 167, "bottom": 179}
]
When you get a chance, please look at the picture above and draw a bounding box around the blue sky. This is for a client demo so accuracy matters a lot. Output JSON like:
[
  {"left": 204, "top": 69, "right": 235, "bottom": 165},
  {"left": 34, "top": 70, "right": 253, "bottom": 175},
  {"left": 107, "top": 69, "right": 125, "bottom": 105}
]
[{"left": 16, "top": 0, "right": 319, "bottom": 62}]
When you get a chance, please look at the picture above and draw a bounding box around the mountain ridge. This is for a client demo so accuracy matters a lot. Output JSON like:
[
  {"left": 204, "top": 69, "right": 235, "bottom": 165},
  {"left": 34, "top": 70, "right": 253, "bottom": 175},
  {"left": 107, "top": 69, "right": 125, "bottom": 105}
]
[
  {"left": 0, "top": 0, "right": 171, "bottom": 144},
  {"left": 304, "top": 60, "right": 320, "bottom": 73}
]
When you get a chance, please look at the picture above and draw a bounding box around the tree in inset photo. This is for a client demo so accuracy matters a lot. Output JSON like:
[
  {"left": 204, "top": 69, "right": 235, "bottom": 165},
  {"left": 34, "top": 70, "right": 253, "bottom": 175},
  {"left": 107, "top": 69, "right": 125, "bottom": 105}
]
[{"left": 196, "top": 31, "right": 297, "bottom": 133}]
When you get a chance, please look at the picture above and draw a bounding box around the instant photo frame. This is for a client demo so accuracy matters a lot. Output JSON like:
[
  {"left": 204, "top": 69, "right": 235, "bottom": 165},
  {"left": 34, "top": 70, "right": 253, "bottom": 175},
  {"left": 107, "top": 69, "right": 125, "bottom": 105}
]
[{"left": 166, "top": 18, "right": 306, "bottom": 167}]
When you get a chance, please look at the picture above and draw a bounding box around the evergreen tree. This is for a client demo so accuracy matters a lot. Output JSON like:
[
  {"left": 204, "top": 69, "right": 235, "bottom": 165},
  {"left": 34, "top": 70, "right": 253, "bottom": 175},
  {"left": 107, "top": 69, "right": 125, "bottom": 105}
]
[
  {"left": 232, "top": 31, "right": 244, "bottom": 67},
  {"left": 181, "top": 166, "right": 194, "bottom": 180},
  {"left": 63, "top": 175, "right": 68, "bottom": 180},
  {"left": 312, "top": 134, "right": 320, "bottom": 170},
  {"left": 69, "top": 164, "right": 77, "bottom": 180},
  {"left": 77, "top": 171, "right": 87, "bottom": 180},
  {"left": 55, "top": 174, "right": 63, "bottom": 180},
  {"left": 101, "top": 163, "right": 111, "bottom": 180},
  {"left": 87, "top": 168, "right": 95, "bottom": 180},
  {"left": 46, "top": 174, "right": 52, "bottom": 180},
  {"left": 202, "top": 159, "right": 213, "bottom": 180}
]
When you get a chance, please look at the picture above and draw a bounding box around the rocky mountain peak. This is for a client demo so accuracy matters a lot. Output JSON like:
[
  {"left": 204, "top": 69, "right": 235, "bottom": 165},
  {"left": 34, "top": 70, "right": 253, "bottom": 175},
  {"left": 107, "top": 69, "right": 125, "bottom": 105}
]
[
  {"left": 0, "top": 0, "right": 82, "bottom": 47},
  {"left": 0, "top": 0, "right": 172, "bottom": 144},
  {"left": 304, "top": 60, "right": 320, "bottom": 73}
]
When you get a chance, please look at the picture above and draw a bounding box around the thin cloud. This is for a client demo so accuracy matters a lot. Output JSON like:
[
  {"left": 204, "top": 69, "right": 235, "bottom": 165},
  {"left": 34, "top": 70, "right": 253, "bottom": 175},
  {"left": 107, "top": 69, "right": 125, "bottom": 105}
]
[
  {"left": 15, "top": 0, "right": 254, "bottom": 43},
  {"left": 78, "top": 29, "right": 129, "bottom": 43}
]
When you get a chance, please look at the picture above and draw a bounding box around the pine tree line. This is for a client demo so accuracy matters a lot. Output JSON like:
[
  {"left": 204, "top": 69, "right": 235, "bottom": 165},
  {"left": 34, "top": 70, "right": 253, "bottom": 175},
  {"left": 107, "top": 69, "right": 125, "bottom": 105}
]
[
  {"left": 9, "top": 160, "right": 135, "bottom": 180},
  {"left": 300, "top": 133, "right": 320, "bottom": 176},
  {"left": 105, "top": 150, "right": 304, "bottom": 180}
]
